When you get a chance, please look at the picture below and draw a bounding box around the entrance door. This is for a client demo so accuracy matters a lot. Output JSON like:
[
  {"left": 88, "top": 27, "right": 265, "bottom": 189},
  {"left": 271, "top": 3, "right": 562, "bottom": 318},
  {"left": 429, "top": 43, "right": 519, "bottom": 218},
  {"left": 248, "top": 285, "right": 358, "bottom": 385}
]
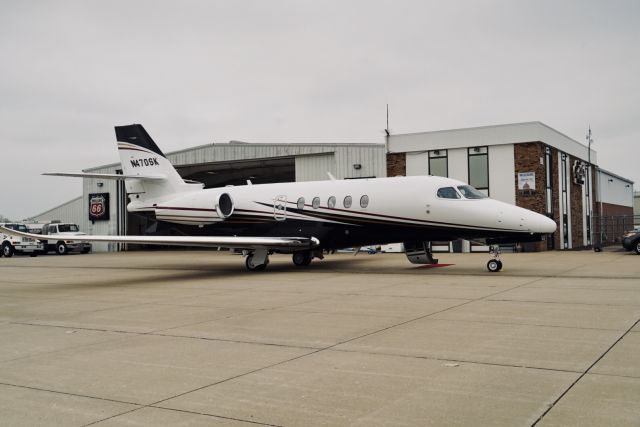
[{"left": 274, "top": 195, "right": 287, "bottom": 221}]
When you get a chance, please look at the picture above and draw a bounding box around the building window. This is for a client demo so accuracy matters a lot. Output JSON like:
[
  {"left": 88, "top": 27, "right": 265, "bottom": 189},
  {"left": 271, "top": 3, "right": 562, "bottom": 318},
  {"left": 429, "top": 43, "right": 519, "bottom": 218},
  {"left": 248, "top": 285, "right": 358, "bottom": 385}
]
[
  {"left": 468, "top": 147, "right": 489, "bottom": 195},
  {"left": 312, "top": 197, "right": 320, "bottom": 209},
  {"left": 343, "top": 196, "right": 352, "bottom": 208},
  {"left": 297, "top": 197, "right": 305, "bottom": 210},
  {"left": 327, "top": 196, "right": 336, "bottom": 209},
  {"left": 360, "top": 195, "right": 369, "bottom": 208},
  {"left": 429, "top": 150, "right": 448, "bottom": 177}
]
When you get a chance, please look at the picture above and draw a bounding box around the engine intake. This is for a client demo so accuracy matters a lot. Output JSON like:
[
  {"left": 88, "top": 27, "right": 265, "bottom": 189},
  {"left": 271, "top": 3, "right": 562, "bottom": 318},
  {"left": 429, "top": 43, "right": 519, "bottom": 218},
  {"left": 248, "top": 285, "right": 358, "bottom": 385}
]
[{"left": 217, "top": 193, "right": 234, "bottom": 218}]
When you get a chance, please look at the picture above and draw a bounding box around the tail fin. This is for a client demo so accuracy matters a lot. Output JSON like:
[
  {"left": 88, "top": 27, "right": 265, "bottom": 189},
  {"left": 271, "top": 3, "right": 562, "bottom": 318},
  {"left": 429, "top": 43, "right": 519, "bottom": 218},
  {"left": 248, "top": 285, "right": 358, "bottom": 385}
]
[{"left": 115, "top": 124, "right": 195, "bottom": 207}]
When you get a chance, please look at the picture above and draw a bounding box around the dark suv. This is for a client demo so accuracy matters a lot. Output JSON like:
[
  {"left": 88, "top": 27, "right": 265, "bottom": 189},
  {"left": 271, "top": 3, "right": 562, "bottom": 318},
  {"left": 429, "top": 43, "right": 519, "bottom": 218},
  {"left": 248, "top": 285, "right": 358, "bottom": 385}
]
[{"left": 622, "top": 228, "right": 640, "bottom": 254}]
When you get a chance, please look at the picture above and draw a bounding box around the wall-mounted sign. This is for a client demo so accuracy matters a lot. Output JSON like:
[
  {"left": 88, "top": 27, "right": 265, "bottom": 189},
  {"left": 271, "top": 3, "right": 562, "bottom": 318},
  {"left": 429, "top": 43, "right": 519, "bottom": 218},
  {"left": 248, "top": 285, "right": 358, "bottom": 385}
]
[
  {"left": 518, "top": 172, "right": 535, "bottom": 191},
  {"left": 573, "top": 160, "right": 586, "bottom": 185},
  {"left": 89, "top": 193, "right": 110, "bottom": 221}
]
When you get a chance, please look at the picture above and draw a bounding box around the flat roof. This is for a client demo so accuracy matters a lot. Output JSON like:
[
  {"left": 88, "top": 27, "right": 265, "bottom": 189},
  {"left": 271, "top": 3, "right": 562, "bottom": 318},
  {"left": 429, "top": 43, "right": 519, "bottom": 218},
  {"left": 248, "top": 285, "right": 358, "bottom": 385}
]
[{"left": 387, "top": 121, "right": 597, "bottom": 163}]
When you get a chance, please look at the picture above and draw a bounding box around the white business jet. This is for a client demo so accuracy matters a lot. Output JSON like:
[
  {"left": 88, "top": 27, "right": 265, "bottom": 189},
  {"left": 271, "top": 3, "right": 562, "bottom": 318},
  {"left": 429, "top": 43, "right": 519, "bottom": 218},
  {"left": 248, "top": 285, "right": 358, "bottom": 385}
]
[{"left": 1, "top": 124, "right": 556, "bottom": 272}]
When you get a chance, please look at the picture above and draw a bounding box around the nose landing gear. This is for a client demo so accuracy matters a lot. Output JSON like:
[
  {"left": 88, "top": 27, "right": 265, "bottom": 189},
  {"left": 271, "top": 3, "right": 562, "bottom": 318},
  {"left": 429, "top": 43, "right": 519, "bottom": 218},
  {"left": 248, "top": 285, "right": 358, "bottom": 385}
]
[{"left": 487, "top": 245, "right": 503, "bottom": 272}]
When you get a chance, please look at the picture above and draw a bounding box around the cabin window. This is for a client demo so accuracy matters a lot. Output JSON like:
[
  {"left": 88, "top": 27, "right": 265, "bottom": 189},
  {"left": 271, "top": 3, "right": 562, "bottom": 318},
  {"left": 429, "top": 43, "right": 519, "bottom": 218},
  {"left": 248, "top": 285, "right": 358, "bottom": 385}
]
[
  {"left": 327, "top": 196, "right": 336, "bottom": 209},
  {"left": 297, "top": 197, "right": 305, "bottom": 210},
  {"left": 344, "top": 196, "right": 352, "bottom": 208},
  {"left": 457, "top": 185, "right": 486, "bottom": 199},
  {"left": 437, "top": 187, "right": 461, "bottom": 199},
  {"left": 312, "top": 197, "right": 320, "bottom": 209},
  {"left": 360, "top": 195, "right": 369, "bottom": 208}
]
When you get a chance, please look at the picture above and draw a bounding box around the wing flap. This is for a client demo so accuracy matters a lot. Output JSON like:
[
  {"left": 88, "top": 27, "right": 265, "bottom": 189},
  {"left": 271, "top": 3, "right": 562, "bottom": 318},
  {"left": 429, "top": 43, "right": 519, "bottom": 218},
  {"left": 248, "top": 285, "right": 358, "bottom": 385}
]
[{"left": 0, "top": 226, "right": 319, "bottom": 250}]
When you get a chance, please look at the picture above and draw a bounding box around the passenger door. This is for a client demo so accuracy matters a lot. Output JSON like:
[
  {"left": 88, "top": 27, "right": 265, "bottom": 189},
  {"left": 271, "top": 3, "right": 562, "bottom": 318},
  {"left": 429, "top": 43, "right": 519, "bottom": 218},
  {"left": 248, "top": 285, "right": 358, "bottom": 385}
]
[{"left": 273, "top": 195, "right": 287, "bottom": 221}]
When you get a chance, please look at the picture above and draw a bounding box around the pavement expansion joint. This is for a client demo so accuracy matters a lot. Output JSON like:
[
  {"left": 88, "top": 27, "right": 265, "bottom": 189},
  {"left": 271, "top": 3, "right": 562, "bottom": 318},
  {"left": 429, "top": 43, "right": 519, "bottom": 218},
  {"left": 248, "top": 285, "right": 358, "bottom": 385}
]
[{"left": 530, "top": 317, "right": 640, "bottom": 426}]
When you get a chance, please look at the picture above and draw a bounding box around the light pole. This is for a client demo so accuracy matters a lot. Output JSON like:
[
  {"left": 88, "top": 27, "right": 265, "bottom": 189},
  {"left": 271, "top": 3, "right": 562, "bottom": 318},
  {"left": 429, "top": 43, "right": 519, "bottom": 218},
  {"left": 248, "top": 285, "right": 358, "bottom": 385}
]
[{"left": 586, "top": 127, "right": 594, "bottom": 247}]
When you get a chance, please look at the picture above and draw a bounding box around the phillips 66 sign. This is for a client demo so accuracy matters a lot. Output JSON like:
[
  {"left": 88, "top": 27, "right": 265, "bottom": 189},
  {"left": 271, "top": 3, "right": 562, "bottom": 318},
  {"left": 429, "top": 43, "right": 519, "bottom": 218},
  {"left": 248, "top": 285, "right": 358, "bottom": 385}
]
[{"left": 88, "top": 193, "right": 110, "bottom": 221}]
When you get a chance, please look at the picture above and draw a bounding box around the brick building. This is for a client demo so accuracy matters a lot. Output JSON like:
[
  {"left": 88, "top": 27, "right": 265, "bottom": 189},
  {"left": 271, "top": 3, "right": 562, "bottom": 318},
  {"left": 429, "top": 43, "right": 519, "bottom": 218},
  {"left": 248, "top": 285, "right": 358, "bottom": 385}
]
[{"left": 387, "top": 122, "right": 634, "bottom": 251}]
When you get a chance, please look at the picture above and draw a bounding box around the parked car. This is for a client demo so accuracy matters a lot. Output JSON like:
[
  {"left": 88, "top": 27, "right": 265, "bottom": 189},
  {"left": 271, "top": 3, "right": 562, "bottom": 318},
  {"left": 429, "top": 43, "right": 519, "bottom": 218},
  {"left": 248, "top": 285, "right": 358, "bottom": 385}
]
[
  {"left": 0, "top": 223, "right": 43, "bottom": 257},
  {"left": 622, "top": 228, "right": 640, "bottom": 254}
]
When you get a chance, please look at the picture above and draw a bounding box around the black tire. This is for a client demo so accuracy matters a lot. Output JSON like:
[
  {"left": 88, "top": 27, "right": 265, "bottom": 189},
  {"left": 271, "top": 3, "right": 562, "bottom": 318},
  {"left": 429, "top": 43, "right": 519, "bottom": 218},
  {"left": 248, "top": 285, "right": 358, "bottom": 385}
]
[
  {"left": 29, "top": 252, "right": 38, "bottom": 257},
  {"left": 496, "top": 260, "right": 503, "bottom": 271},
  {"left": 56, "top": 242, "right": 68, "bottom": 255},
  {"left": 82, "top": 248, "right": 91, "bottom": 254},
  {"left": 292, "top": 251, "right": 313, "bottom": 266},
  {"left": 487, "top": 259, "right": 500, "bottom": 273},
  {"left": 245, "top": 255, "right": 267, "bottom": 271},
  {"left": 2, "top": 242, "right": 14, "bottom": 258},
  {"left": 634, "top": 240, "right": 640, "bottom": 255}
]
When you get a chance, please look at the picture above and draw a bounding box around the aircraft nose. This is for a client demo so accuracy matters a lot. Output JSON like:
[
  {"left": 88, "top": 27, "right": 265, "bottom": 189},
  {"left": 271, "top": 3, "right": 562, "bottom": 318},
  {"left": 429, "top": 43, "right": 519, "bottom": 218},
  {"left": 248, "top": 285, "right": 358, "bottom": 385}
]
[{"left": 529, "top": 212, "right": 557, "bottom": 234}]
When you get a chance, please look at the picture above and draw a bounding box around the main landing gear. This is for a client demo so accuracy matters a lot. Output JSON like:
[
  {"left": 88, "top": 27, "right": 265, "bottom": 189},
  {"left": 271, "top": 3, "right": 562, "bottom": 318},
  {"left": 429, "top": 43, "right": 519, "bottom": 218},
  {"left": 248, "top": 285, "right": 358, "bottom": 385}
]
[
  {"left": 486, "top": 245, "right": 503, "bottom": 273},
  {"left": 245, "top": 249, "right": 321, "bottom": 271},
  {"left": 245, "top": 248, "right": 269, "bottom": 272},
  {"left": 292, "top": 250, "right": 313, "bottom": 266}
]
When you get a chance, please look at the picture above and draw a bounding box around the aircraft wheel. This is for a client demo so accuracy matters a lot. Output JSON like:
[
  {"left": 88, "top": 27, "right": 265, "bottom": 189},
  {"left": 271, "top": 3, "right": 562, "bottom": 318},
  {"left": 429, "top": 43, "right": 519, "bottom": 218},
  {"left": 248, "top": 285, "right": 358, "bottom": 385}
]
[
  {"left": 487, "top": 259, "right": 500, "bottom": 273},
  {"left": 2, "top": 243, "right": 14, "bottom": 258},
  {"left": 496, "top": 260, "right": 503, "bottom": 271},
  {"left": 56, "top": 242, "right": 68, "bottom": 255},
  {"left": 245, "top": 255, "right": 267, "bottom": 271},
  {"left": 292, "top": 251, "right": 312, "bottom": 266}
]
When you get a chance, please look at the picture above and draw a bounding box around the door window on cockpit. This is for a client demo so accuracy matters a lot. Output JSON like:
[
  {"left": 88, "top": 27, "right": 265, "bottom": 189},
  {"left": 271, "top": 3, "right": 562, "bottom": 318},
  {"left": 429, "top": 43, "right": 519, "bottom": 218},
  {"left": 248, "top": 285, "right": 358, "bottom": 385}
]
[{"left": 436, "top": 187, "right": 461, "bottom": 199}]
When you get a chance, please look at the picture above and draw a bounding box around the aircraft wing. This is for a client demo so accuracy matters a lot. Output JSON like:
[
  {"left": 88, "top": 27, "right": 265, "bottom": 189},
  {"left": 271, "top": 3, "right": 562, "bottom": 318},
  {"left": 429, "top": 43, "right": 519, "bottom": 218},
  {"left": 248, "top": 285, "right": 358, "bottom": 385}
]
[
  {"left": 0, "top": 226, "right": 319, "bottom": 250},
  {"left": 43, "top": 172, "right": 166, "bottom": 181}
]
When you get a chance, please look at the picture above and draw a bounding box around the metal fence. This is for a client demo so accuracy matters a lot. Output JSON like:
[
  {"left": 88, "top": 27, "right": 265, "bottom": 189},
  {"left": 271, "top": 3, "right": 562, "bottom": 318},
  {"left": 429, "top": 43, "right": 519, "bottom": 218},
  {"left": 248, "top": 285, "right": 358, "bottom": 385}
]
[{"left": 592, "top": 215, "right": 640, "bottom": 247}]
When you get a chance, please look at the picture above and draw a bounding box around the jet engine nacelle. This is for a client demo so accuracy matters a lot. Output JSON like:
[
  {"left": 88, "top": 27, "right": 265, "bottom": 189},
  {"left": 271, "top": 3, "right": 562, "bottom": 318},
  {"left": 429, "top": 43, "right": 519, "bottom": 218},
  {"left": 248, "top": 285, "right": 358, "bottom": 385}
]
[{"left": 154, "top": 191, "right": 234, "bottom": 225}]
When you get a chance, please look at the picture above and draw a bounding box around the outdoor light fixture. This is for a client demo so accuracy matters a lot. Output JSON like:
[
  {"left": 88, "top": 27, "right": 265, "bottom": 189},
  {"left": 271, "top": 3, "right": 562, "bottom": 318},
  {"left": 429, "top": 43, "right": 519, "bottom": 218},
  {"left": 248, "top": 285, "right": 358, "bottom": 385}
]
[
  {"left": 353, "top": 164, "right": 362, "bottom": 170},
  {"left": 97, "top": 182, "right": 104, "bottom": 187}
]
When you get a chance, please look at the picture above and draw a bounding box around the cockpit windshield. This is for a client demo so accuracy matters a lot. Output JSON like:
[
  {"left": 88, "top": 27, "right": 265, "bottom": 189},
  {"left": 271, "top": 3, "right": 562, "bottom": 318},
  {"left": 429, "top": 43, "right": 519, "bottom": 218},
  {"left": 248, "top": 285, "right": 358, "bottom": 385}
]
[
  {"left": 436, "top": 187, "right": 461, "bottom": 199},
  {"left": 457, "top": 185, "right": 487, "bottom": 199}
]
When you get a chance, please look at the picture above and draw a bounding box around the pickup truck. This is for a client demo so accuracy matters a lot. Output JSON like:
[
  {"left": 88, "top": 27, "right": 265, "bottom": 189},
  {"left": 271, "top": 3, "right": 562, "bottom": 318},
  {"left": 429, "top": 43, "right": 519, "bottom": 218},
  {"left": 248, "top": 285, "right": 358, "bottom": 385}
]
[
  {"left": 41, "top": 222, "right": 92, "bottom": 255},
  {"left": 0, "top": 223, "right": 43, "bottom": 257}
]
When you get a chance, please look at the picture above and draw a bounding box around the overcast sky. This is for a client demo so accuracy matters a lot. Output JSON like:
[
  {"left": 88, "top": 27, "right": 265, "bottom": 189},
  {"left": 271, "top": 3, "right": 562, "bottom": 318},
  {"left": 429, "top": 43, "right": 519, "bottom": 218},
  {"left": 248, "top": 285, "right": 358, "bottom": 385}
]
[{"left": 1, "top": 0, "right": 638, "bottom": 220}]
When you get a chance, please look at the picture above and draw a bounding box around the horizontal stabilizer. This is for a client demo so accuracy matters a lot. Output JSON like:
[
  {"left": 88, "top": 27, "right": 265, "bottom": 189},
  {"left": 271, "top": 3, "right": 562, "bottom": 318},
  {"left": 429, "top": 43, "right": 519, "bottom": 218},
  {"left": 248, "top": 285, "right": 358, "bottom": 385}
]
[
  {"left": 0, "top": 226, "right": 320, "bottom": 251},
  {"left": 43, "top": 172, "right": 167, "bottom": 181}
]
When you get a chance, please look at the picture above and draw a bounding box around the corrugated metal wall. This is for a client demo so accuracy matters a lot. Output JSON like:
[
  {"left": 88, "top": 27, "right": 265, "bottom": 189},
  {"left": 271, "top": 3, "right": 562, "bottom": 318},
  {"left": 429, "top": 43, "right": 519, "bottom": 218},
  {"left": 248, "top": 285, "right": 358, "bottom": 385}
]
[{"left": 29, "top": 196, "right": 84, "bottom": 229}]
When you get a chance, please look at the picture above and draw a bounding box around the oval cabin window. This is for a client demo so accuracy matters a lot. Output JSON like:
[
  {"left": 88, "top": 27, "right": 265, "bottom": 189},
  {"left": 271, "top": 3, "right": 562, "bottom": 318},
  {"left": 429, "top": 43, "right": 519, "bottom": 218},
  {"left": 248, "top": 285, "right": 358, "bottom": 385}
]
[{"left": 328, "top": 196, "right": 336, "bottom": 209}]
